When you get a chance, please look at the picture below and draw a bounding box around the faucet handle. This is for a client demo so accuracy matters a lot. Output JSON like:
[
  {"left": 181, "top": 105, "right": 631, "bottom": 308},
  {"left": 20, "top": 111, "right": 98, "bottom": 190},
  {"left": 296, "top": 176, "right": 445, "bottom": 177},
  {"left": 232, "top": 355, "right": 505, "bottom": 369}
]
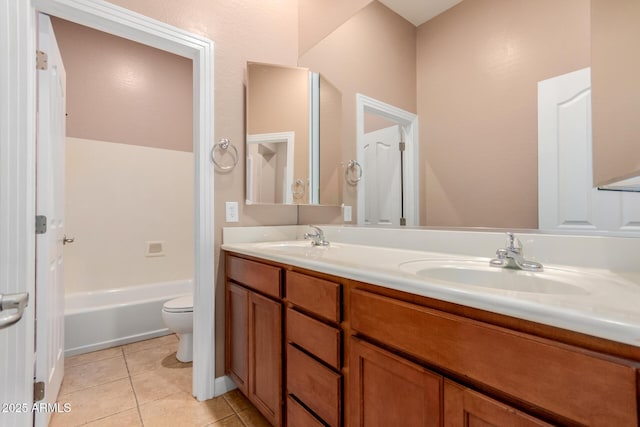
[{"left": 506, "top": 232, "right": 522, "bottom": 254}]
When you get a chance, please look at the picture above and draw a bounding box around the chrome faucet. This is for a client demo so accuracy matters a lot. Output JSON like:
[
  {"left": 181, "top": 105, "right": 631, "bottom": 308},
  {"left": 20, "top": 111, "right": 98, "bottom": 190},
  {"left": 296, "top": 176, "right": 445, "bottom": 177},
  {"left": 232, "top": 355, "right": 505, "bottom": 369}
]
[
  {"left": 490, "top": 232, "right": 543, "bottom": 272},
  {"left": 304, "top": 225, "right": 329, "bottom": 246}
]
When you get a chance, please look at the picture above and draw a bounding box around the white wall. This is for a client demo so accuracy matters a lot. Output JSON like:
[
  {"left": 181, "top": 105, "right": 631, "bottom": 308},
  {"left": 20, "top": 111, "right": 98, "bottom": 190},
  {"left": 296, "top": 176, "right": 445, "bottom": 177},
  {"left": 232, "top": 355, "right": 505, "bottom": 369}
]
[{"left": 64, "top": 137, "right": 193, "bottom": 294}]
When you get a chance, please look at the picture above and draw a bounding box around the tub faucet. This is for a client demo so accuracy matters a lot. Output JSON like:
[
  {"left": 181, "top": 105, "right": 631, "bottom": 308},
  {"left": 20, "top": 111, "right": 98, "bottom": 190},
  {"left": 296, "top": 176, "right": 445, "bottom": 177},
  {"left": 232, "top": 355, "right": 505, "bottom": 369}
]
[
  {"left": 304, "top": 225, "right": 329, "bottom": 246},
  {"left": 490, "top": 232, "right": 543, "bottom": 272}
]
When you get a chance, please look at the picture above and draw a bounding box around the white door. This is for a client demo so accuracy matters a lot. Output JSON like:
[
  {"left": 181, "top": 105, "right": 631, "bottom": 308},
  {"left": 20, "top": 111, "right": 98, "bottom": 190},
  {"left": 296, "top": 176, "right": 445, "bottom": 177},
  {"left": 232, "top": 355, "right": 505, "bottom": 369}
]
[
  {"left": 538, "top": 67, "right": 640, "bottom": 233},
  {"left": 362, "top": 125, "right": 402, "bottom": 225},
  {"left": 35, "top": 13, "right": 66, "bottom": 427}
]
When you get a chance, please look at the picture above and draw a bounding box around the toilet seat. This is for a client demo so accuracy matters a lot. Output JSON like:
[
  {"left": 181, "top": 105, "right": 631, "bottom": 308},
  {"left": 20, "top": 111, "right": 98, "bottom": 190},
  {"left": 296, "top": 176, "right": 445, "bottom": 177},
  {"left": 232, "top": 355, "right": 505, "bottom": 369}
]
[{"left": 163, "top": 295, "right": 193, "bottom": 313}]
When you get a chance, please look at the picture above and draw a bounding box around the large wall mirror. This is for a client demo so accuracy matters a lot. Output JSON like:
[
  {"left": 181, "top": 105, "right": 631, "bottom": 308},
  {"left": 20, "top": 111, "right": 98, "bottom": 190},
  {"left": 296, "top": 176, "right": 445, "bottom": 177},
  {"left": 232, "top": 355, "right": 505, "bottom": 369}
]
[
  {"left": 245, "top": 62, "right": 342, "bottom": 206},
  {"left": 297, "top": 0, "right": 640, "bottom": 234}
]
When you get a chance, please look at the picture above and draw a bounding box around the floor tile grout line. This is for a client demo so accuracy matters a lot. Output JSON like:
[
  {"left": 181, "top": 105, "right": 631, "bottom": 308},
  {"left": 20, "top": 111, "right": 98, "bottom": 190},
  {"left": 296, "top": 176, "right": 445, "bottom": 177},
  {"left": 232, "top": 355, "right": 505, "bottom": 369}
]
[
  {"left": 64, "top": 352, "right": 123, "bottom": 369},
  {"left": 58, "top": 374, "right": 130, "bottom": 399},
  {"left": 222, "top": 393, "right": 251, "bottom": 427},
  {"left": 121, "top": 334, "right": 179, "bottom": 356},
  {"left": 76, "top": 407, "right": 137, "bottom": 427},
  {"left": 206, "top": 413, "right": 240, "bottom": 427},
  {"left": 122, "top": 346, "right": 145, "bottom": 427},
  {"left": 60, "top": 349, "right": 130, "bottom": 398}
]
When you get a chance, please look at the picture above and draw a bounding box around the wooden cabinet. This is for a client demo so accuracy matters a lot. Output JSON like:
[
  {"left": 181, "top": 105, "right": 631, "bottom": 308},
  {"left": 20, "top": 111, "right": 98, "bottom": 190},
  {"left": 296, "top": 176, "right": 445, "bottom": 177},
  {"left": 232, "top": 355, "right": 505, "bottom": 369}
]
[
  {"left": 285, "top": 270, "right": 344, "bottom": 426},
  {"left": 225, "top": 283, "right": 249, "bottom": 396},
  {"left": 350, "top": 337, "right": 442, "bottom": 427},
  {"left": 286, "top": 270, "right": 341, "bottom": 322},
  {"left": 248, "top": 291, "right": 282, "bottom": 426},
  {"left": 224, "top": 251, "right": 640, "bottom": 427},
  {"left": 225, "top": 255, "right": 283, "bottom": 426},
  {"left": 349, "top": 287, "right": 639, "bottom": 426},
  {"left": 287, "top": 344, "right": 341, "bottom": 426},
  {"left": 287, "top": 396, "right": 325, "bottom": 427},
  {"left": 444, "top": 381, "right": 552, "bottom": 427}
]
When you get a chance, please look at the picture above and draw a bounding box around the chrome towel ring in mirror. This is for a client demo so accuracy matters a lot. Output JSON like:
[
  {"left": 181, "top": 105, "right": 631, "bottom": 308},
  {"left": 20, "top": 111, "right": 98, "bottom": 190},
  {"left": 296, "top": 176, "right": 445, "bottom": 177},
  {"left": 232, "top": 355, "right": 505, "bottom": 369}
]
[
  {"left": 345, "top": 160, "right": 363, "bottom": 185},
  {"left": 292, "top": 179, "right": 306, "bottom": 199},
  {"left": 211, "top": 138, "right": 239, "bottom": 171}
]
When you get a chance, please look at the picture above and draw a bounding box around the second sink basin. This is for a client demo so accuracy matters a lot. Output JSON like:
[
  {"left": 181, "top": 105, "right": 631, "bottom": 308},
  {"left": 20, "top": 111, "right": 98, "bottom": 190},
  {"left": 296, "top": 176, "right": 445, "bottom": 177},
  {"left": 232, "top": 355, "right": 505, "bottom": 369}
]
[
  {"left": 254, "top": 240, "right": 342, "bottom": 256},
  {"left": 398, "top": 259, "right": 590, "bottom": 295}
]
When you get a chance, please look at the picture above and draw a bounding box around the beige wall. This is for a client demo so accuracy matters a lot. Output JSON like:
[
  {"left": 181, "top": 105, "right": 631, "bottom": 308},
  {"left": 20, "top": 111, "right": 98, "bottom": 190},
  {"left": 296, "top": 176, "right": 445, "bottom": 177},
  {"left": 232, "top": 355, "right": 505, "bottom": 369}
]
[
  {"left": 416, "top": 0, "right": 590, "bottom": 228},
  {"left": 591, "top": 0, "right": 640, "bottom": 186},
  {"left": 51, "top": 18, "right": 193, "bottom": 152},
  {"left": 298, "top": 0, "right": 372, "bottom": 56},
  {"left": 299, "top": 1, "right": 417, "bottom": 217},
  {"left": 65, "top": 138, "right": 193, "bottom": 293}
]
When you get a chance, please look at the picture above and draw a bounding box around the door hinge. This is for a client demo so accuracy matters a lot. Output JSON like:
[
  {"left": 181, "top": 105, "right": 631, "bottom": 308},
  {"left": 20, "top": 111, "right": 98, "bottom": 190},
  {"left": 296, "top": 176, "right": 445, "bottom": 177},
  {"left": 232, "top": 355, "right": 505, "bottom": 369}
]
[
  {"left": 35, "top": 215, "right": 47, "bottom": 234},
  {"left": 400, "top": 218, "right": 407, "bottom": 226},
  {"left": 34, "top": 381, "right": 45, "bottom": 401},
  {"left": 36, "top": 50, "right": 48, "bottom": 70},
  {"left": 399, "top": 142, "right": 406, "bottom": 152}
]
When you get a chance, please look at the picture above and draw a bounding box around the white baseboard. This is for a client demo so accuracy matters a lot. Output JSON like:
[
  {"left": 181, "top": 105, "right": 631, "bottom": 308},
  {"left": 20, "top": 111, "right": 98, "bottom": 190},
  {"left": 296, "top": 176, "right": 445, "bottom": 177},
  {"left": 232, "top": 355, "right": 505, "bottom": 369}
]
[{"left": 214, "top": 375, "right": 237, "bottom": 397}]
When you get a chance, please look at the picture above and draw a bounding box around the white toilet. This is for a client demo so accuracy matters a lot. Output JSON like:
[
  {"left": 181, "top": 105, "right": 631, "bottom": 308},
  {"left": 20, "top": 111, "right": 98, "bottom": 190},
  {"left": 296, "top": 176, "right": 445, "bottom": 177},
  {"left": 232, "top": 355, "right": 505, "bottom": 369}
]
[{"left": 161, "top": 294, "right": 194, "bottom": 362}]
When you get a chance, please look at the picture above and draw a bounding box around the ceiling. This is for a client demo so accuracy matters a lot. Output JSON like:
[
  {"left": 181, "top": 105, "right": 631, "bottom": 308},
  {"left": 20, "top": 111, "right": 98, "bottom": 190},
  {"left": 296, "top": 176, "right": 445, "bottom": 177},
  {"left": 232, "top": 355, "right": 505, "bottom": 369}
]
[{"left": 378, "top": 0, "right": 464, "bottom": 26}]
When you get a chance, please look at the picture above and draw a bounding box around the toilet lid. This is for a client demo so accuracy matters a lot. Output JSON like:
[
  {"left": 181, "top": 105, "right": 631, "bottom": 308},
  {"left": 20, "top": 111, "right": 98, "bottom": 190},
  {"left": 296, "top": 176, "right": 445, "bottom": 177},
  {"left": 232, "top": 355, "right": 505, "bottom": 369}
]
[{"left": 163, "top": 295, "right": 193, "bottom": 313}]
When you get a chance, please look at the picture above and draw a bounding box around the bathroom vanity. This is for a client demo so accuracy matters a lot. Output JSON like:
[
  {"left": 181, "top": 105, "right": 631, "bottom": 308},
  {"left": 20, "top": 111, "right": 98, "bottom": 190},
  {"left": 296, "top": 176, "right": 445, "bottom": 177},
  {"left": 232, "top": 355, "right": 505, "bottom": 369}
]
[{"left": 223, "top": 227, "right": 640, "bottom": 426}]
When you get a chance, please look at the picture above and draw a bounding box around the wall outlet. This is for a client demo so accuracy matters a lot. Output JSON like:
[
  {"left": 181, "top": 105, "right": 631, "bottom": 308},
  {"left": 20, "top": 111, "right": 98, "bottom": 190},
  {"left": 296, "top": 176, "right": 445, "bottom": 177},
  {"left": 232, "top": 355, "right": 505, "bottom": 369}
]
[
  {"left": 343, "top": 205, "right": 352, "bottom": 222},
  {"left": 225, "top": 201, "right": 239, "bottom": 222}
]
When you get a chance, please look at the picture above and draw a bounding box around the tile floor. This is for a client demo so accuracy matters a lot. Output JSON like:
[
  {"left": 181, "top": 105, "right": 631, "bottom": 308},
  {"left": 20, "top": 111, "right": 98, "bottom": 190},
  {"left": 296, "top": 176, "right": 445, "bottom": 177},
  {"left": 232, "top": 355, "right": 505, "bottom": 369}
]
[{"left": 51, "top": 335, "right": 270, "bottom": 427}]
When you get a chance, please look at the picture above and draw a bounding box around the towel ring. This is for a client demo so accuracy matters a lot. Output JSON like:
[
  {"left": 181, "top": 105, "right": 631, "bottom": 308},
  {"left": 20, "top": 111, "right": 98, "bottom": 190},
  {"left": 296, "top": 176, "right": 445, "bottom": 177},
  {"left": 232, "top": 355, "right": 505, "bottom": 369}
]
[
  {"left": 292, "top": 179, "right": 305, "bottom": 198},
  {"left": 345, "top": 160, "right": 363, "bottom": 185},
  {"left": 211, "top": 138, "right": 238, "bottom": 171}
]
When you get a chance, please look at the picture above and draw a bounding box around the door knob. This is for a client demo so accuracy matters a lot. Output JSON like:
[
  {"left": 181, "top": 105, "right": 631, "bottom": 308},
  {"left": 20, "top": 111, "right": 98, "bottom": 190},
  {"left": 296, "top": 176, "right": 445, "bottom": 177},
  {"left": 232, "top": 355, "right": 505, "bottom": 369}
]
[
  {"left": 63, "top": 235, "right": 75, "bottom": 245},
  {"left": 0, "top": 292, "right": 29, "bottom": 329}
]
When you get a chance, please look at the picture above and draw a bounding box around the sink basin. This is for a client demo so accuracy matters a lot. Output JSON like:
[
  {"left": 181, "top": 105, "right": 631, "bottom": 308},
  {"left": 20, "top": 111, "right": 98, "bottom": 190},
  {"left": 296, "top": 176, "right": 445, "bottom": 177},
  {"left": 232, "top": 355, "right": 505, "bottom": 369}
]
[
  {"left": 398, "top": 259, "right": 590, "bottom": 295},
  {"left": 254, "top": 241, "right": 340, "bottom": 255},
  {"left": 256, "top": 241, "right": 315, "bottom": 250}
]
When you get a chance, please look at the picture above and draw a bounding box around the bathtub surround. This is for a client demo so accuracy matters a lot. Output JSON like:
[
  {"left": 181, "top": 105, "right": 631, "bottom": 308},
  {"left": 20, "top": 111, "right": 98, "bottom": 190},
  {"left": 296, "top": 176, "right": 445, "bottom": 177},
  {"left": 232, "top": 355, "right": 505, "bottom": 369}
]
[
  {"left": 65, "top": 137, "right": 194, "bottom": 293},
  {"left": 64, "top": 279, "right": 192, "bottom": 356}
]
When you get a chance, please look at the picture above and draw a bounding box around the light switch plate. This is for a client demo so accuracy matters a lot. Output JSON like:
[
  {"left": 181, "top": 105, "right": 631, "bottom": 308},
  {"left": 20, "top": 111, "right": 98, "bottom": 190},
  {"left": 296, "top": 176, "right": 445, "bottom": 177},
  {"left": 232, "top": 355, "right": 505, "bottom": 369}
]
[
  {"left": 343, "top": 205, "right": 352, "bottom": 222},
  {"left": 225, "top": 201, "right": 239, "bottom": 222}
]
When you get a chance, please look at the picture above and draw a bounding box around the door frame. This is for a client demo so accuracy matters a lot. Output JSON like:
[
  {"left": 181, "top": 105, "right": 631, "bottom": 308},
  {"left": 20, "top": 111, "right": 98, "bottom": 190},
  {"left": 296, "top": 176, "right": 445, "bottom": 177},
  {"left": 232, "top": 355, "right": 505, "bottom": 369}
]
[
  {"left": 0, "top": 2, "right": 37, "bottom": 424},
  {"left": 2, "top": 0, "right": 217, "bottom": 405},
  {"left": 355, "top": 93, "right": 419, "bottom": 226},
  {"left": 246, "top": 131, "right": 295, "bottom": 204}
]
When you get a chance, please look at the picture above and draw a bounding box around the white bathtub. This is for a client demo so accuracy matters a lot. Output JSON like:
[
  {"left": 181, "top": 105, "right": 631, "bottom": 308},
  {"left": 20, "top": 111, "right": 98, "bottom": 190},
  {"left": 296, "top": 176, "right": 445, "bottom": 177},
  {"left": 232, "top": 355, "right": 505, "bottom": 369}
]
[{"left": 64, "top": 279, "right": 193, "bottom": 357}]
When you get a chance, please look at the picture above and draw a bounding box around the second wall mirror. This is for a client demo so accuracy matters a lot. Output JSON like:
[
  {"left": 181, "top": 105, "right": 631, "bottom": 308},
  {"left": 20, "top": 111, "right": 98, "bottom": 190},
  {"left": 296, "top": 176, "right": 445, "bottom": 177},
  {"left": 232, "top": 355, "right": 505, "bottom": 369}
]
[{"left": 245, "top": 61, "right": 342, "bottom": 206}]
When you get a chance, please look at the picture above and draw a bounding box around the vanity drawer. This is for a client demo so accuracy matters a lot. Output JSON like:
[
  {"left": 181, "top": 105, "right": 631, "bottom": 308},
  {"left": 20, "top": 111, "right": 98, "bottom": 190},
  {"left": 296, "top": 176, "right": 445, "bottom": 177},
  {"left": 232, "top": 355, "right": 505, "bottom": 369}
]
[
  {"left": 287, "top": 396, "right": 325, "bottom": 427},
  {"left": 286, "top": 271, "right": 340, "bottom": 322},
  {"left": 287, "top": 344, "right": 341, "bottom": 426},
  {"left": 350, "top": 289, "right": 638, "bottom": 426},
  {"left": 226, "top": 255, "right": 282, "bottom": 298},
  {"left": 287, "top": 308, "right": 341, "bottom": 370}
]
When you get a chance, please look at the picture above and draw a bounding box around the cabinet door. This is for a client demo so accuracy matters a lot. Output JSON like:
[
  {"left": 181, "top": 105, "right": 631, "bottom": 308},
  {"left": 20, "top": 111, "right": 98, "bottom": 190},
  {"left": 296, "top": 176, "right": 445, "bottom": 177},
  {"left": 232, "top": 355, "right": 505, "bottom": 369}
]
[
  {"left": 249, "top": 291, "right": 283, "bottom": 426},
  {"left": 444, "top": 381, "right": 552, "bottom": 427},
  {"left": 226, "top": 282, "right": 249, "bottom": 396},
  {"left": 350, "top": 338, "right": 442, "bottom": 427}
]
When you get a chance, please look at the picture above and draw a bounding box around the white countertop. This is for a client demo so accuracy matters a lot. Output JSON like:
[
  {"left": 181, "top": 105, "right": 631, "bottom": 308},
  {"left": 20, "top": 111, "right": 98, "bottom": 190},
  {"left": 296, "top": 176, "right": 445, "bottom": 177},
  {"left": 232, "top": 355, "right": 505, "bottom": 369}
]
[{"left": 222, "top": 239, "right": 640, "bottom": 347}]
